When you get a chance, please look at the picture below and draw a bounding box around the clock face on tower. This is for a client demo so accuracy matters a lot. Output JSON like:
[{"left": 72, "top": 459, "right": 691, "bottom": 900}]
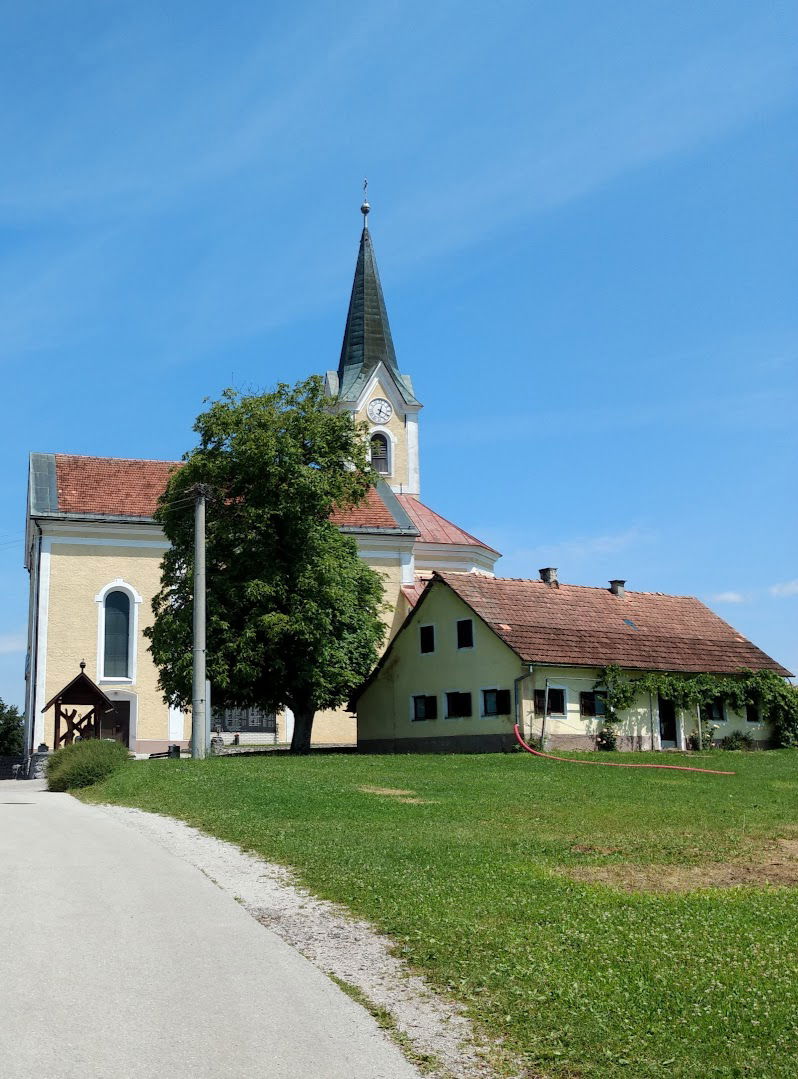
[{"left": 367, "top": 397, "right": 393, "bottom": 424}]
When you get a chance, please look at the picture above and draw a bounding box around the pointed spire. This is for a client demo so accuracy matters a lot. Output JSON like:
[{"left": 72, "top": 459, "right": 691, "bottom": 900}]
[{"left": 336, "top": 194, "right": 419, "bottom": 405}]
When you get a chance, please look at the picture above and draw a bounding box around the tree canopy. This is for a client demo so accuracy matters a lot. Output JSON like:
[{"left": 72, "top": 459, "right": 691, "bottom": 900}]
[
  {"left": 0, "top": 698, "right": 23, "bottom": 756},
  {"left": 146, "top": 376, "right": 386, "bottom": 752}
]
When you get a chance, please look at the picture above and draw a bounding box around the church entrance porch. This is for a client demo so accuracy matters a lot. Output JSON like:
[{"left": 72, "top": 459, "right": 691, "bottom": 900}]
[{"left": 42, "top": 662, "right": 118, "bottom": 751}]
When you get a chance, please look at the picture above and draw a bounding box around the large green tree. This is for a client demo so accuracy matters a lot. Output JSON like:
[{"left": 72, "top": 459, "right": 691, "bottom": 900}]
[
  {"left": 0, "top": 698, "right": 23, "bottom": 756},
  {"left": 146, "top": 376, "right": 386, "bottom": 753}
]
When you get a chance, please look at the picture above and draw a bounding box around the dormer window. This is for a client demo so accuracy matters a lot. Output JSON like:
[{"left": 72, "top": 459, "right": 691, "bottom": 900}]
[{"left": 370, "top": 433, "right": 389, "bottom": 474}]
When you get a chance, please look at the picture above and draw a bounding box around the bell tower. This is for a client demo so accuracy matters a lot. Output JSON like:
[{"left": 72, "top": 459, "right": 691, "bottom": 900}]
[{"left": 325, "top": 191, "right": 422, "bottom": 495}]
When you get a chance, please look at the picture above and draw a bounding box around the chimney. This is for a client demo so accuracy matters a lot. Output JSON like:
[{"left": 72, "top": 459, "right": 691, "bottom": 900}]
[
  {"left": 539, "top": 567, "right": 559, "bottom": 587},
  {"left": 609, "top": 579, "right": 626, "bottom": 597}
]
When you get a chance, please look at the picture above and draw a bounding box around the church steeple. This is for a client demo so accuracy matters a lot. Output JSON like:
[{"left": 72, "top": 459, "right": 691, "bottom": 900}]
[
  {"left": 325, "top": 191, "right": 422, "bottom": 496},
  {"left": 334, "top": 202, "right": 419, "bottom": 406}
]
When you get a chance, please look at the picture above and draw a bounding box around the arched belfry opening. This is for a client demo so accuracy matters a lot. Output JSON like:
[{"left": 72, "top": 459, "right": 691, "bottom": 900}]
[{"left": 370, "top": 432, "right": 390, "bottom": 474}]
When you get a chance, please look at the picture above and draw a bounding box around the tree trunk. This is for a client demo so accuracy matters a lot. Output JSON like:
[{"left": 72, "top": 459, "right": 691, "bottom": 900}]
[{"left": 290, "top": 706, "right": 315, "bottom": 754}]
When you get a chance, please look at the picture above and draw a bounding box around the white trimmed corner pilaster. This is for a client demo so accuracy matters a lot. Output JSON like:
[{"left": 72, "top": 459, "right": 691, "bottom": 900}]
[
  {"left": 406, "top": 411, "right": 420, "bottom": 496},
  {"left": 32, "top": 537, "right": 52, "bottom": 750},
  {"left": 400, "top": 548, "right": 415, "bottom": 585}
]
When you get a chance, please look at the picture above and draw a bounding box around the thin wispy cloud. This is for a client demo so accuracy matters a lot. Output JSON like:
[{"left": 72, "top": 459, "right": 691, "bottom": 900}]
[
  {"left": 0, "top": 633, "right": 26, "bottom": 656},
  {"left": 387, "top": 12, "right": 798, "bottom": 263},
  {"left": 770, "top": 580, "right": 798, "bottom": 598},
  {"left": 711, "top": 591, "right": 746, "bottom": 604},
  {"left": 1, "top": 6, "right": 796, "bottom": 361},
  {"left": 496, "top": 526, "right": 653, "bottom": 581}
]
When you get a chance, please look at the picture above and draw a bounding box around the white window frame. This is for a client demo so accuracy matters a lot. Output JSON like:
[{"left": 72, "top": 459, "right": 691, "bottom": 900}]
[
  {"left": 537, "top": 684, "right": 567, "bottom": 717},
  {"left": 104, "top": 689, "right": 138, "bottom": 750},
  {"left": 94, "top": 578, "right": 142, "bottom": 685},
  {"left": 419, "top": 622, "right": 436, "bottom": 656},
  {"left": 455, "top": 617, "right": 475, "bottom": 652}
]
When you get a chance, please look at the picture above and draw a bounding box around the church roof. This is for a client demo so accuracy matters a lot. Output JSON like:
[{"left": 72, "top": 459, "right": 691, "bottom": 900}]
[
  {"left": 396, "top": 495, "right": 499, "bottom": 554},
  {"left": 28, "top": 454, "right": 483, "bottom": 549},
  {"left": 335, "top": 226, "right": 419, "bottom": 405},
  {"left": 41, "top": 453, "right": 180, "bottom": 519}
]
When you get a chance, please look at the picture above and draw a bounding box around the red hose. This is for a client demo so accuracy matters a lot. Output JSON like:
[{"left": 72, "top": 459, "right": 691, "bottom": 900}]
[{"left": 513, "top": 724, "right": 734, "bottom": 775}]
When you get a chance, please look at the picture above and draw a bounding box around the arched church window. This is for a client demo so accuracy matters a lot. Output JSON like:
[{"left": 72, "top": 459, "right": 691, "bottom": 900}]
[
  {"left": 104, "top": 591, "right": 131, "bottom": 677},
  {"left": 370, "top": 433, "right": 390, "bottom": 475}
]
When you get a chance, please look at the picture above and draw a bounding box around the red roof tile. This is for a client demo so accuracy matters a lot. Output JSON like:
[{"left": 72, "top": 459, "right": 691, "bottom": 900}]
[
  {"left": 435, "top": 572, "right": 791, "bottom": 676},
  {"left": 50, "top": 454, "right": 407, "bottom": 532},
  {"left": 400, "top": 578, "right": 431, "bottom": 608},
  {"left": 395, "top": 495, "right": 499, "bottom": 553},
  {"left": 330, "top": 486, "right": 399, "bottom": 529},
  {"left": 55, "top": 455, "right": 179, "bottom": 517}
]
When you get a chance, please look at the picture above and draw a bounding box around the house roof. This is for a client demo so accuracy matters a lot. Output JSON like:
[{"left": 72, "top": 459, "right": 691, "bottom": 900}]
[
  {"left": 334, "top": 225, "right": 418, "bottom": 405},
  {"left": 396, "top": 495, "right": 499, "bottom": 554},
  {"left": 435, "top": 571, "right": 791, "bottom": 676}
]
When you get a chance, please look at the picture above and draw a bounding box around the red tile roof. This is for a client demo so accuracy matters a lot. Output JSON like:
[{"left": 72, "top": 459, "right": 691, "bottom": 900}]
[
  {"left": 395, "top": 495, "right": 498, "bottom": 553},
  {"left": 400, "top": 578, "right": 431, "bottom": 608},
  {"left": 55, "top": 455, "right": 179, "bottom": 517},
  {"left": 46, "top": 455, "right": 498, "bottom": 548},
  {"left": 434, "top": 571, "right": 791, "bottom": 676},
  {"left": 330, "top": 486, "right": 399, "bottom": 529},
  {"left": 48, "top": 454, "right": 405, "bottom": 532}
]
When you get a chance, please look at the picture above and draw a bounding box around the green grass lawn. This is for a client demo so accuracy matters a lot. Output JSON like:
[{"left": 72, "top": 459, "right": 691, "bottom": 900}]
[{"left": 82, "top": 750, "right": 798, "bottom": 1078}]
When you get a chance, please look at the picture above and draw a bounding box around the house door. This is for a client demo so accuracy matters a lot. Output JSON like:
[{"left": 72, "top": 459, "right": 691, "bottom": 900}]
[
  {"left": 658, "top": 697, "right": 677, "bottom": 748},
  {"left": 100, "top": 701, "right": 130, "bottom": 747}
]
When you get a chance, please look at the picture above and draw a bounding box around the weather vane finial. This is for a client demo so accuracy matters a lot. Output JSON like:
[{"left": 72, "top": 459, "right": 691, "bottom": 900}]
[{"left": 360, "top": 177, "right": 370, "bottom": 223}]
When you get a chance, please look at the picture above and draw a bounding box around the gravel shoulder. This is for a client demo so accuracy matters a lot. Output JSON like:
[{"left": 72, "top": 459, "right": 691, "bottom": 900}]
[{"left": 98, "top": 803, "right": 501, "bottom": 1079}]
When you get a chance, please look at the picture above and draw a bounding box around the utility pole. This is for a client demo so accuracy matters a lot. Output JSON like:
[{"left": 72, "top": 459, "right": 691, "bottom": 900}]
[{"left": 192, "top": 485, "right": 209, "bottom": 760}]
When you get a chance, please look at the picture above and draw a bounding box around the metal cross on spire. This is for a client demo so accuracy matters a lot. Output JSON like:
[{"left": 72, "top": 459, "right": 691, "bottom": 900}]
[{"left": 360, "top": 177, "right": 370, "bottom": 223}]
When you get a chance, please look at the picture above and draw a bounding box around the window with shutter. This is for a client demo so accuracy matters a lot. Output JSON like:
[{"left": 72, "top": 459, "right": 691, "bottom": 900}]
[
  {"left": 445, "top": 691, "right": 472, "bottom": 718},
  {"left": 482, "top": 689, "right": 511, "bottom": 716},
  {"left": 412, "top": 695, "right": 438, "bottom": 721},
  {"left": 580, "top": 691, "right": 607, "bottom": 718},
  {"left": 534, "top": 688, "right": 565, "bottom": 715}
]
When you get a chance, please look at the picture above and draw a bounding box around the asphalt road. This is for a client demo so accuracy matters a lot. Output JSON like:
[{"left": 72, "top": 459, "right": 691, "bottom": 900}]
[{"left": 0, "top": 780, "right": 421, "bottom": 1079}]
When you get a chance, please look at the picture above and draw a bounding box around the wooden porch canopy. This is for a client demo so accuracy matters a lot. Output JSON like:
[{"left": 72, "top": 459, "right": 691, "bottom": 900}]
[{"left": 42, "top": 662, "right": 115, "bottom": 749}]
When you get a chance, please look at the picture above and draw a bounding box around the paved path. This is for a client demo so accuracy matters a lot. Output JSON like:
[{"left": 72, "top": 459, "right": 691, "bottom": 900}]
[{"left": 0, "top": 781, "right": 421, "bottom": 1078}]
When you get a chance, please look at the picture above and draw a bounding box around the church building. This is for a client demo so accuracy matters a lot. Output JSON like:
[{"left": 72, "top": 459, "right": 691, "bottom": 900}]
[{"left": 23, "top": 201, "right": 499, "bottom": 755}]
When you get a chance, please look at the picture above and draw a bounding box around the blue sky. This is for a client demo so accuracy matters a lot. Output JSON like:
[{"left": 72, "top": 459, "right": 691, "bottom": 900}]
[{"left": 1, "top": 0, "right": 796, "bottom": 707}]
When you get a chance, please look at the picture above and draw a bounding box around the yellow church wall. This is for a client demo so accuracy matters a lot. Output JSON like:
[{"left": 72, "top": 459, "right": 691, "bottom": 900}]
[
  {"left": 357, "top": 379, "right": 409, "bottom": 491},
  {"left": 301, "top": 554, "right": 407, "bottom": 745},
  {"left": 43, "top": 541, "right": 179, "bottom": 752}
]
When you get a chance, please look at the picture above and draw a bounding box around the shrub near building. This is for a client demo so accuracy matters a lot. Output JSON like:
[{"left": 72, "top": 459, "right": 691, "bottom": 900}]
[{"left": 47, "top": 739, "right": 131, "bottom": 792}]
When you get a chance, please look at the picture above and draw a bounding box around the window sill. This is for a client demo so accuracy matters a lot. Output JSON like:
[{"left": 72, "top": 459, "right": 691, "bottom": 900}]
[{"left": 99, "top": 677, "right": 134, "bottom": 686}]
